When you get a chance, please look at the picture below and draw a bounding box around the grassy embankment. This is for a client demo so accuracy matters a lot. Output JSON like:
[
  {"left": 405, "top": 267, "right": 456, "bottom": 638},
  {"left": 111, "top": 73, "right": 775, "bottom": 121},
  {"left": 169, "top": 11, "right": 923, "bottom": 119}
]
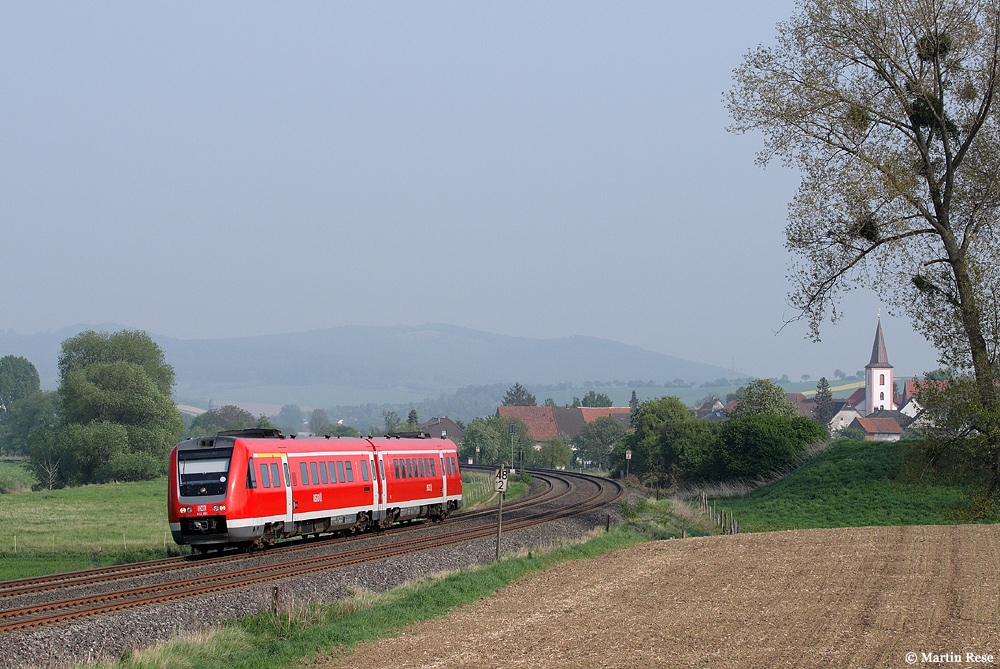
[
  {"left": 108, "top": 527, "right": 653, "bottom": 669},
  {"left": 0, "top": 465, "right": 527, "bottom": 581},
  {"left": 703, "top": 439, "right": 991, "bottom": 531}
]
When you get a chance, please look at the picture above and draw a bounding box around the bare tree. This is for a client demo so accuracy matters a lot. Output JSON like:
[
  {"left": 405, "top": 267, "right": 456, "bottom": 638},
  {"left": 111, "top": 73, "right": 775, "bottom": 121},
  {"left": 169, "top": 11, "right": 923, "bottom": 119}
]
[{"left": 37, "top": 456, "right": 60, "bottom": 490}]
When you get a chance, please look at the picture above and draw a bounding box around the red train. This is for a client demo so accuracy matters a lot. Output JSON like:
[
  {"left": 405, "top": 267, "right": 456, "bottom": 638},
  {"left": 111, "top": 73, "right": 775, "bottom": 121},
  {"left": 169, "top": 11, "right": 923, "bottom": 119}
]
[{"left": 168, "top": 429, "right": 463, "bottom": 551}]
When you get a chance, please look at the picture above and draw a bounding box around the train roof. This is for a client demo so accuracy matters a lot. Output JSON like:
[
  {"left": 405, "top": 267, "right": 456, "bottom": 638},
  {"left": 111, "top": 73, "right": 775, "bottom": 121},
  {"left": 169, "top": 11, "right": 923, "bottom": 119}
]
[{"left": 175, "top": 431, "right": 458, "bottom": 455}]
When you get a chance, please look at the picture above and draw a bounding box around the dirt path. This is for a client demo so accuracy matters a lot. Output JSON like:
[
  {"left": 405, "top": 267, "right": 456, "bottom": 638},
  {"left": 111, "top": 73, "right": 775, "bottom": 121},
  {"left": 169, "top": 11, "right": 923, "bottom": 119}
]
[{"left": 320, "top": 525, "right": 1000, "bottom": 668}]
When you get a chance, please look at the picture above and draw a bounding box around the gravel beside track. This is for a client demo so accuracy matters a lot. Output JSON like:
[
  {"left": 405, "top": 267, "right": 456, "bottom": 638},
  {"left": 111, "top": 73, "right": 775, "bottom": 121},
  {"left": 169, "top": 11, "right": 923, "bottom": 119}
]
[{"left": 0, "top": 480, "right": 619, "bottom": 668}]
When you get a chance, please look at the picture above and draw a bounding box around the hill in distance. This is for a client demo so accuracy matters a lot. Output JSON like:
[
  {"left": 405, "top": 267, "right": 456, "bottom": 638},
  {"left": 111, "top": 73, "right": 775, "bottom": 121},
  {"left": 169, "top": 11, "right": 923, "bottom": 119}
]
[{"left": 0, "top": 323, "right": 738, "bottom": 409}]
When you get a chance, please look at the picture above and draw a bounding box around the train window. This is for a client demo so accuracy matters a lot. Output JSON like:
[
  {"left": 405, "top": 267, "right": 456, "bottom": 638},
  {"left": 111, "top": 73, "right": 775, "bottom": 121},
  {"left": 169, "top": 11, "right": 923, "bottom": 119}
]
[
  {"left": 329, "top": 461, "right": 337, "bottom": 482},
  {"left": 272, "top": 463, "right": 282, "bottom": 487},
  {"left": 430, "top": 458, "right": 436, "bottom": 477},
  {"left": 310, "top": 462, "right": 319, "bottom": 486},
  {"left": 259, "top": 463, "right": 271, "bottom": 488},
  {"left": 453, "top": 457, "right": 459, "bottom": 475},
  {"left": 177, "top": 447, "right": 232, "bottom": 497},
  {"left": 320, "top": 461, "right": 329, "bottom": 484},
  {"left": 394, "top": 459, "right": 400, "bottom": 478},
  {"left": 381, "top": 460, "right": 385, "bottom": 480},
  {"left": 283, "top": 463, "right": 290, "bottom": 487},
  {"left": 337, "top": 460, "right": 345, "bottom": 483},
  {"left": 300, "top": 462, "right": 310, "bottom": 485},
  {"left": 361, "top": 459, "right": 370, "bottom": 481},
  {"left": 345, "top": 461, "right": 354, "bottom": 482},
  {"left": 246, "top": 461, "right": 257, "bottom": 489},
  {"left": 418, "top": 458, "right": 425, "bottom": 477},
  {"left": 406, "top": 459, "right": 413, "bottom": 478}
]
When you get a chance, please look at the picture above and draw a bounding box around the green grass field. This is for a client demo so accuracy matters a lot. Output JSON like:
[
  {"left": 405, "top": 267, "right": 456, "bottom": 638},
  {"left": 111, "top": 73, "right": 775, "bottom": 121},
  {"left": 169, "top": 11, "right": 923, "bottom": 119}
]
[
  {"left": 708, "top": 439, "right": 990, "bottom": 532},
  {"left": 0, "top": 457, "right": 37, "bottom": 494},
  {"left": 0, "top": 474, "right": 182, "bottom": 580},
  {"left": 0, "top": 469, "right": 518, "bottom": 581}
]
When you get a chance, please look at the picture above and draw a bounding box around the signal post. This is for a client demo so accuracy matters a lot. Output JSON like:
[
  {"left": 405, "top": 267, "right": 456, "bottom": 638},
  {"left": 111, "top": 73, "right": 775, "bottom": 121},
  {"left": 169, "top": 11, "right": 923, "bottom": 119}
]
[{"left": 494, "top": 465, "right": 508, "bottom": 561}]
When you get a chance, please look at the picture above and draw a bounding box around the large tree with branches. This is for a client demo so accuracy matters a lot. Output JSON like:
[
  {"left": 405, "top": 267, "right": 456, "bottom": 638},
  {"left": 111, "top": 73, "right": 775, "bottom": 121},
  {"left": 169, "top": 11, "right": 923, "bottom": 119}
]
[{"left": 727, "top": 0, "right": 1000, "bottom": 514}]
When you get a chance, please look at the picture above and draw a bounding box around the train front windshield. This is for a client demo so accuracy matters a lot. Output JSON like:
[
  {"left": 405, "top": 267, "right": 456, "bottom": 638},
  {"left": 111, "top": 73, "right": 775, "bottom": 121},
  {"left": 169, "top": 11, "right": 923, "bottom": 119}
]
[{"left": 178, "top": 447, "right": 233, "bottom": 497}]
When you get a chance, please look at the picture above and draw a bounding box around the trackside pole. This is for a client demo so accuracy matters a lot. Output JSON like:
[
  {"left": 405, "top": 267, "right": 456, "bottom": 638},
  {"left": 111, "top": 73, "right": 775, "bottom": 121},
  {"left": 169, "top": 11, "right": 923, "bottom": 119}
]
[
  {"left": 495, "top": 488, "right": 504, "bottom": 561},
  {"left": 495, "top": 465, "right": 508, "bottom": 562}
]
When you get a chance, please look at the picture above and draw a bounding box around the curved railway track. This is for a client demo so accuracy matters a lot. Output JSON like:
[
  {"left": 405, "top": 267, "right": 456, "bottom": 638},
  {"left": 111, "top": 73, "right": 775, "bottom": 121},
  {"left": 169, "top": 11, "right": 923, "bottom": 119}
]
[
  {"left": 0, "top": 469, "right": 558, "bottom": 601},
  {"left": 0, "top": 469, "right": 621, "bottom": 633}
]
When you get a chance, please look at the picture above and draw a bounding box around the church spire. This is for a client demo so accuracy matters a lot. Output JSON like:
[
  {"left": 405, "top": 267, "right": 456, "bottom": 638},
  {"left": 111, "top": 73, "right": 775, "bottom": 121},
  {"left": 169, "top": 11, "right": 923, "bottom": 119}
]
[
  {"left": 862, "top": 318, "right": 895, "bottom": 415},
  {"left": 866, "top": 319, "right": 892, "bottom": 369}
]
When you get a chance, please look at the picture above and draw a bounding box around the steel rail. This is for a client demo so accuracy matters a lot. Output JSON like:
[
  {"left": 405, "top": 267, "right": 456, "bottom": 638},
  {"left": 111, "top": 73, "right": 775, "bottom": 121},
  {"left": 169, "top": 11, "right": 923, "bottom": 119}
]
[
  {"left": 0, "top": 472, "right": 559, "bottom": 600},
  {"left": 0, "top": 470, "right": 620, "bottom": 632}
]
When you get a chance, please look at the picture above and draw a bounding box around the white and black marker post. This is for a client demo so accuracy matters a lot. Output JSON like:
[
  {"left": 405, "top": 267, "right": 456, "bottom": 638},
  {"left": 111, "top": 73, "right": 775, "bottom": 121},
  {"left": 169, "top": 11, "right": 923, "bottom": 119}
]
[{"left": 494, "top": 464, "right": 508, "bottom": 562}]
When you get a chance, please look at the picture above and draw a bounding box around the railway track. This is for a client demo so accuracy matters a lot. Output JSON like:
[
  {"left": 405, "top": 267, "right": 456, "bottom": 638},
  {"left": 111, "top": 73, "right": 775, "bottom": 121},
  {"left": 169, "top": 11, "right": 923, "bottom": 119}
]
[
  {"left": 0, "top": 468, "right": 559, "bottom": 601},
  {"left": 0, "top": 469, "right": 621, "bottom": 633}
]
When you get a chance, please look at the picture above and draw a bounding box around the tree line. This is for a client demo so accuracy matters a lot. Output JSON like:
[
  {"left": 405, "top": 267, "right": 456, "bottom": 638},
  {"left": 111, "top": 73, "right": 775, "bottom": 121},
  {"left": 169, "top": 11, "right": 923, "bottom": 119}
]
[
  {"left": 0, "top": 331, "right": 183, "bottom": 488},
  {"left": 460, "top": 378, "right": 827, "bottom": 484}
]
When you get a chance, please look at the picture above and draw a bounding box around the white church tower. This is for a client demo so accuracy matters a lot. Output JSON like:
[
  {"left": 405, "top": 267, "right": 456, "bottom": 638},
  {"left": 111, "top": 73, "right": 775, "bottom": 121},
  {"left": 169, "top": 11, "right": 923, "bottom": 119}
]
[{"left": 863, "top": 319, "right": 895, "bottom": 416}]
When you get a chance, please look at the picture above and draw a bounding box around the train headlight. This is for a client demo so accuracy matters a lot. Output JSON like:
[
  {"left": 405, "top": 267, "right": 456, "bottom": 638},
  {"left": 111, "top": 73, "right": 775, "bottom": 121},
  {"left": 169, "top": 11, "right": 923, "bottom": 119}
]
[
  {"left": 212, "top": 504, "right": 226, "bottom": 512},
  {"left": 180, "top": 506, "right": 191, "bottom": 514}
]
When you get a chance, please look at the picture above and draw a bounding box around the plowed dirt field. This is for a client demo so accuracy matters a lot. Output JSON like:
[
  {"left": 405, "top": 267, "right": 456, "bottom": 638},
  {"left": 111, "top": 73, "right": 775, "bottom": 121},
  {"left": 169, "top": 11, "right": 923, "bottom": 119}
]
[{"left": 323, "top": 525, "right": 1000, "bottom": 668}]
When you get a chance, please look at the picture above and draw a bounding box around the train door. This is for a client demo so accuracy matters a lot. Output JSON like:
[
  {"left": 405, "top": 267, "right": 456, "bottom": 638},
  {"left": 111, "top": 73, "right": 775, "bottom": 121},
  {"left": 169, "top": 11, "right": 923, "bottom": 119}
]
[
  {"left": 369, "top": 454, "right": 379, "bottom": 510},
  {"left": 438, "top": 452, "right": 447, "bottom": 501},
  {"left": 281, "top": 455, "right": 293, "bottom": 532},
  {"left": 376, "top": 454, "right": 386, "bottom": 518}
]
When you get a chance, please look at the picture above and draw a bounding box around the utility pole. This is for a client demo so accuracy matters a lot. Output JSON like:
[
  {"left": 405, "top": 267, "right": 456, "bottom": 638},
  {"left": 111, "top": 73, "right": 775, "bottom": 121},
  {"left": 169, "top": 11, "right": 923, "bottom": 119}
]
[{"left": 509, "top": 424, "right": 515, "bottom": 473}]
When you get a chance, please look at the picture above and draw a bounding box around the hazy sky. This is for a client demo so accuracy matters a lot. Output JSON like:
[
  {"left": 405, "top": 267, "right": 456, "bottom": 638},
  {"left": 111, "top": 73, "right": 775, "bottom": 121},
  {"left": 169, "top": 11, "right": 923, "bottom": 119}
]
[{"left": 2, "top": 2, "right": 942, "bottom": 380}]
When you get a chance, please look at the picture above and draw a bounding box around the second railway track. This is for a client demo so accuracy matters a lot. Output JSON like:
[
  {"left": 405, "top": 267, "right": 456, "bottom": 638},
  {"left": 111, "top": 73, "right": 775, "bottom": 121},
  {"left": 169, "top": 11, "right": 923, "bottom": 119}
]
[{"left": 0, "top": 469, "right": 622, "bottom": 634}]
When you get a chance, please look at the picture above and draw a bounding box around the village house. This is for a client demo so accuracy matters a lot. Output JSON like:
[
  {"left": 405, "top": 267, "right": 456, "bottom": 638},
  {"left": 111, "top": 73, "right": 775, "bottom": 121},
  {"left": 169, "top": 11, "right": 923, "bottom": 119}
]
[
  {"left": 848, "top": 416, "right": 905, "bottom": 441},
  {"left": 495, "top": 405, "right": 631, "bottom": 447},
  {"left": 416, "top": 416, "right": 465, "bottom": 443}
]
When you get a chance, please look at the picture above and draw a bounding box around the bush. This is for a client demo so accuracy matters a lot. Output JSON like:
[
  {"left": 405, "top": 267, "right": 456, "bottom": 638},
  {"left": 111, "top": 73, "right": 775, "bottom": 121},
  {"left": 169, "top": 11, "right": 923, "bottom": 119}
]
[{"left": 717, "top": 415, "right": 822, "bottom": 481}]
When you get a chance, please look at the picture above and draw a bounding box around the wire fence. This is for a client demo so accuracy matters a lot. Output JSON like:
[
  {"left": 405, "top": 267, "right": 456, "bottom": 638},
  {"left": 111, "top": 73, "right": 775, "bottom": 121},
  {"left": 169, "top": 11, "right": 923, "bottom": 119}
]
[
  {"left": 0, "top": 530, "right": 176, "bottom": 554},
  {"left": 461, "top": 472, "right": 496, "bottom": 508}
]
